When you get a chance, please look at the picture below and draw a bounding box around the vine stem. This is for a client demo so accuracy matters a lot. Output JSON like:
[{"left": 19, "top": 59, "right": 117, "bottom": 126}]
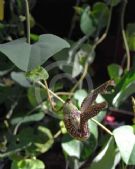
[
  {"left": 37, "top": 81, "right": 65, "bottom": 104},
  {"left": 37, "top": 81, "right": 113, "bottom": 136},
  {"left": 24, "top": 0, "right": 30, "bottom": 44},
  {"left": 121, "top": 0, "right": 130, "bottom": 71}
]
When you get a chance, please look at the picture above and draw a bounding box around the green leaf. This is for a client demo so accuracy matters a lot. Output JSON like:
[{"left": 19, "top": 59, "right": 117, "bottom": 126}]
[
  {"left": 11, "top": 72, "right": 31, "bottom": 87},
  {"left": 11, "top": 112, "right": 45, "bottom": 125},
  {"left": 112, "top": 69, "right": 135, "bottom": 107},
  {"left": 126, "top": 23, "right": 135, "bottom": 51},
  {"left": 113, "top": 125, "right": 135, "bottom": 165},
  {"left": 107, "top": 64, "right": 123, "bottom": 83},
  {"left": 80, "top": 6, "right": 96, "bottom": 35},
  {"left": 0, "top": 34, "right": 70, "bottom": 71},
  {"left": 11, "top": 159, "right": 45, "bottom": 169},
  {"left": 110, "top": 0, "right": 121, "bottom": 7},
  {"left": 26, "top": 66, "right": 49, "bottom": 82},
  {"left": 89, "top": 137, "right": 120, "bottom": 169},
  {"left": 8, "top": 126, "right": 54, "bottom": 156},
  {"left": 74, "top": 89, "right": 87, "bottom": 107},
  {"left": 92, "top": 2, "right": 109, "bottom": 30},
  {"left": 62, "top": 137, "right": 81, "bottom": 158}
]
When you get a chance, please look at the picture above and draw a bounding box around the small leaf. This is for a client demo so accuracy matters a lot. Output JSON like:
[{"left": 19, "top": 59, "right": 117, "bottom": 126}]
[
  {"left": 74, "top": 89, "right": 87, "bottom": 107},
  {"left": 89, "top": 137, "right": 120, "bottom": 169},
  {"left": 80, "top": 7, "right": 96, "bottom": 35},
  {"left": 26, "top": 66, "right": 49, "bottom": 82},
  {"left": 113, "top": 125, "right": 135, "bottom": 165},
  {"left": 107, "top": 64, "right": 123, "bottom": 83},
  {"left": 11, "top": 72, "right": 31, "bottom": 87},
  {"left": 92, "top": 2, "right": 109, "bottom": 30},
  {"left": 126, "top": 23, "right": 135, "bottom": 51},
  {"left": 62, "top": 137, "right": 81, "bottom": 158},
  {"left": 11, "top": 158, "right": 45, "bottom": 169},
  {"left": 0, "top": 34, "right": 70, "bottom": 71}
]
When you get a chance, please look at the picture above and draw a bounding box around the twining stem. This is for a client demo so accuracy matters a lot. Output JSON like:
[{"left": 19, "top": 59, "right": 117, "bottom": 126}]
[
  {"left": 24, "top": 0, "right": 30, "bottom": 44},
  {"left": 37, "top": 81, "right": 65, "bottom": 104},
  {"left": 121, "top": 0, "right": 130, "bottom": 71},
  {"left": 37, "top": 81, "right": 113, "bottom": 136},
  {"left": 91, "top": 118, "right": 113, "bottom": 136},
  {"left": 54, "top": 130, "right": 62, "bottom": 139},
  {"left": 44, "top": 80, "right": 56, "bottom": 111}
]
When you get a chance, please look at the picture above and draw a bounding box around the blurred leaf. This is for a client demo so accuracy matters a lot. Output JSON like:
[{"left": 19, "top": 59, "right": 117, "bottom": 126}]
[
  {"left": 74, "top": 6, "right": 84, "bottom": 15},
  {"left": 27, "top": 86, "right": 47, "bottom": 107},
  {"left": 0, "top": 68, "right": 13, "bottom": 76},
  {"left": 110, "top": 0, "right": 121, "bottom": 7},
  {"left": 126, "top": 23, "right": 135, "bottom": 51},
  {"left": 8, "top": 126, "right": 54, "bottom": 156},
  {"left": 0, "top": 86, "right": 11, "bottom": 104},
  {"left": 0, "top": 34, "right": 70, "bottom": 71},
  {"left": 30, "top": 34, "right": 39, "bottom": 42},
  {"left": 11, "top": 112, "right": 45, "bottom": 125},
  {"left": 80, "top": 6, "right": 96, "bottom": 35},
  {"left": 107, "top": 64, "right": 123, "bottom": 83},
  {"left": 11, "top": 158, "right": 45, "bottom": 169},
  {"left": 26, "top": 66, "right": 49, "bottom": 82},
  {"left": 113, "top": 125, "right": 135, "bottom": 165},
  {"left": 74, "top": 89, "right": 87, "bottom": 107},
  {"left": 11, "top": 72, "right": 31, "bottom": 87},
  {"left": 92, "top": 2, "right": 109, "bottom": 30},
  {"left": 88, "top": 137, "right": 120, "bottom": 169},
  {"left": 72, "top": 51, "right": 83, "bottom": 78},
  {"left": 112, "top": 69, "right": 135, "bottom": 107}
]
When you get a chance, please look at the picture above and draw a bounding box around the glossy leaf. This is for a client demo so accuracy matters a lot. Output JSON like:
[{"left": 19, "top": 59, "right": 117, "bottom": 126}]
[
  {"left": 11, "top": 159, "right": 45, "bottom": 169},
  {"left": 89, "top": 137, "right": 121, "bottom": 169},
  {"left": 0, "top": 34, "right": 70, "bottom": 71},
  {"left": 113, "top": 125, "right": 135, "bottom": 165},
  {"left": 112, "top": 69, "right": 135, "bottom": 107},
  {"left": 107, "top": 64, "right": 123, "bottom": 83}
]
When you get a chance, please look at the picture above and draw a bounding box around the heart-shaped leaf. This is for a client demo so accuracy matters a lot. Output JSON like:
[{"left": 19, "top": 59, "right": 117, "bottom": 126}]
[
  {"left": 89, "top": 137, "right": 121, "bottom": 169},
  {"left": 113, "top": 125, "right": 135, "bottom": 165},
  {"left": 0, "top": 34, "right": 70, "bottom": 71}
]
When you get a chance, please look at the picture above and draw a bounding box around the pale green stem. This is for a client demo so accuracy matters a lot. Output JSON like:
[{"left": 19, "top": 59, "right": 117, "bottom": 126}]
[{"left": 24, "top": 0, "right": 30, "bottom": 44}]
